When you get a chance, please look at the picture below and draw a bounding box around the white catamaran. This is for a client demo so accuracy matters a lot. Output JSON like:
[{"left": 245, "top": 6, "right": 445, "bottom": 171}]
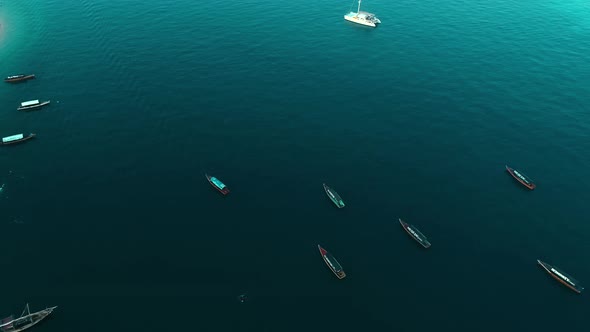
[
  {"left": 0, "top": 304, "right": 57, "bottom": 332},
  {"left": 344, "top": 0, "right": 381, "bottom": 27}
]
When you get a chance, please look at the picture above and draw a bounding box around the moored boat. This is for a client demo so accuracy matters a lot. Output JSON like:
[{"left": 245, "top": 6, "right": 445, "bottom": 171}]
[
  {"left": 206, "top": 174, "right": 230, "bottom": 195},
  {"left": 17, "top": 100, "right": 50, "bottom": 112},
  {"left": 537, "top": 260, "right": 584, "bottom": 294},
  {"left": 399, "top": 218, "right": 431, "bottom": 248},
  {"left": 344, "top": 0, "right": 381, "bottom": 27},
  {"left": 0, "top": 304, "right": 57, "bottom": 332},
  {"left": 318, "top": 245, "right": 346, "bottom": 279},
  {"left": 4, "top": 74, "right": 35, "bottom": 83},
  {"left": 505, "top": 165, "right": 535, "bottom": 190},
  {"left": 323, "top": 183, "right": 345, "bottom": 208},
  {"left": 0, "top": 133, "right": 36, "bottom": 146}
]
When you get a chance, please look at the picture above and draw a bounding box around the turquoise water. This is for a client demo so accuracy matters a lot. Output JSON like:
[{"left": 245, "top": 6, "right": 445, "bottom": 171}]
[{"left": 1, "top": 0, "right": 589, "bottom": 330}]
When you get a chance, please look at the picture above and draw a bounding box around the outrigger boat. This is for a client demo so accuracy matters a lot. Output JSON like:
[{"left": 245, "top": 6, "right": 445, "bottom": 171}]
[
  {"left": 323, "top": 183, "right": 345, "bottom": 208},
  {"left": 399, "top": 218, "right": 431, "bottom": 248},
  {"left": 17, "top": 100, "right": 50, "bottom": 112},
  {"left": 318, "top": 245, "right": 346, "bottom": 279},
  {"left": 206, "top": 174, "right": 230, "bottom": 195},
  {"left": 4, "top": 74, "right": 35, "bottom": 83},
  {"left": 0, "top": 133, "right": 36, "bottom": 146},
  {"left": 506, "top": 165, "right": 535, "bottom": 190},
  {"left": 0, "top": 304, "right": 57, "bottom": 332}
]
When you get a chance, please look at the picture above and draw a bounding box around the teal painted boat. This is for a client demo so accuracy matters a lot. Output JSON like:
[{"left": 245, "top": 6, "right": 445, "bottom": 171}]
[
  {"left": 323, "top": 183, "right": 345, "bottom": 208},
  {"left": 206, "top": 174, "right": 230, "bottom": 195},
  {"left": 1, "top": 133, "right": 36, "bottom": 146}
]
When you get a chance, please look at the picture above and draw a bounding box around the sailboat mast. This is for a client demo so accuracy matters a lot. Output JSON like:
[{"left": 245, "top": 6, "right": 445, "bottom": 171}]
[
  {"left": 18, "top": 304, "right": 33, "bottom": 323},
  {"left": 20, "top": 304, "right": 30, "bottom": 318},
  {"left": 357, "top": 0, "right": 361, "bottom": 13}
]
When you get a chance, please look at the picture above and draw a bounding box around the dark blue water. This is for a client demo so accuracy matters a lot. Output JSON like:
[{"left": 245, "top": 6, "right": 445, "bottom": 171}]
[{"left": 1, "top": 0, "right": 589, "bottom": 330}]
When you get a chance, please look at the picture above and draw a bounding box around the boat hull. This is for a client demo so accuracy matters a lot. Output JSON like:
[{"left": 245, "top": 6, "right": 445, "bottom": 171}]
[
  {"left": 318, "top": 245, "right": 346, "bottom": 279},
  {"left": 323, "top": 183, "right": 345, "bottom": 208},
  {"left": 344, "top": 15, "right": 377, "bottom": 27},
  {"left": 17, "top": 101, "right": 50, "bottom": 112},
  {"left": 206, "top": 174, "right": 230, "bottom": 195},
  {"left": 4, "top": 75, "right": 35, "bottom": 83},
  {"left": 399, "top": 218, "right": 431, "bottom": 248},
  {"left": 537, "top": 260, "right": 583, "bottom": 294},
  {"left": 0, "top": 306, "right": 56, "bottom": 332},
  {"left": 506, "top": 165, "right": 535, "bottom": 190},
  {"left": 0, "top": 134, "right": 36, "bottom": 146}
]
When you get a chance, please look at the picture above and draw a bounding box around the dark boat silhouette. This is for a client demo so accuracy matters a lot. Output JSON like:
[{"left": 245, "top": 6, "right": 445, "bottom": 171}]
[
  {"left": 318, "top": 244, "right": 346, "bottom": 279},
  {"left": 4, "top": 74, "right": 35, "bottom": 83},
  {"left": 399, "top": 218, "right": 431, "bottom": 248}
]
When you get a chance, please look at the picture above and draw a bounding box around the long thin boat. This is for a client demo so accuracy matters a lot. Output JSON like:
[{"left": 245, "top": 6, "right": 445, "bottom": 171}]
[
  {"left": 205, "top": 174, "right": 230, "bottom": 195},
  {"left": 0, "top": 304, "right": 57, "bottom": 332},
  {"left": 318, "top": 244, "right": 346, "bottom": 279},
  {"left": 399, "top": 218, "right": 431, "bottom": 248},
  {"left": 17, "top": 100, "right": 50, "bottom": 112},
  {"left": 537, "top": 260, "right": 584, "bottom": 294},
  {"left": 4, "top": 74, "right": 35, "bottom": 83},
  {"left": 0, "top": 133, "right": 36, "bottom": 146},
  {"left": 323, "top": 183, "right": 345, "bottom": 208},
  {"left": 505, "top": 165, "right": 535, "bottom": 190}
]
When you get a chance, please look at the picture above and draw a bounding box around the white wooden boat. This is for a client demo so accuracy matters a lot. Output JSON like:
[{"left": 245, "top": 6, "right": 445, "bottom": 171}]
[{"left": 17, "top": 100, "right": 50, "bottom": 111}]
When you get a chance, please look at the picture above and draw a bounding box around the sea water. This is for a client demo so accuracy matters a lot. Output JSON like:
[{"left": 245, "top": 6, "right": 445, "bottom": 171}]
[{"left": 0, "top": 0, "right": 588, "bottom": 331}]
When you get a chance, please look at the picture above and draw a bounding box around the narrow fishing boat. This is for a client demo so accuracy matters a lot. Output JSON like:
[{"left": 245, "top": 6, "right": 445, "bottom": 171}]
[
  {"left": 399, "top": 218, "right": 431, "bottom": 248},
  {"left": 537, "top": 260, "right": 583, "bottom": 294},
  {"left": 318, "top": 245, "right": 346, "bottom": 279},
  {"left": 4, "top": 74, "right": 35, "bottom": 83},
  {"left": 17, "top": 100, "right": 50, "bottom": 112},
  {"left": 206, "top": 174, "right": 230, "bottom": 195},
  {"left": 0, "top": 133, "right": 36, "bottom": 146},
  {"left": 0, "top": 304, "right": 57, "bottom": 332},
  {"left": 323, "top": 183, "right": 345, "bottom": 208},
  {"left": 505, "top": 165, "right": 535, "bottom": 190}
]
